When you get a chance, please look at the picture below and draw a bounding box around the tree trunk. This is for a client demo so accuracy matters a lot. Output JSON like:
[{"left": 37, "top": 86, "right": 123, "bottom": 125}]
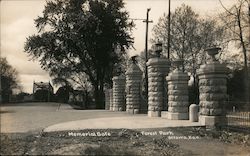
[
  {"left": 237, "top": 8, "right": 249, "bottom": 109},
  {"left": 93, "top": 84, "right": 105, "bottom": 109}
]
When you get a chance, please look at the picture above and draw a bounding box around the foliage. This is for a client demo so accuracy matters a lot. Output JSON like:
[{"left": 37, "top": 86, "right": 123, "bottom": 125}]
[
  {"left": 152, "top": 4, "right": 225, "bottom": 104},
  {"left": 152, "top": 4, "right": 224, "bottom": 74},
  {"left": 33, "top": 89, "right": 54, "bottom": 102},
  {"left": 15, "top": 92, "right": 30, "bottom": 102},
  {"left": 55, "top": 86, "right": 71, "bottom": 103},
  {"left": 227, "top": 68, "right": 250, "bottom": 109},
  {"left": 0, "top": 57, "right": 21, "bottom": 103},
  {"left": 24, "top": 0, "right": 134, "bottom": 108}
]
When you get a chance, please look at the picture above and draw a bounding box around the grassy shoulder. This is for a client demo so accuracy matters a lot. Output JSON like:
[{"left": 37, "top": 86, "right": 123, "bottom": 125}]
[{"left": 1, "top": 127, "right": 249, "bottom": 155}]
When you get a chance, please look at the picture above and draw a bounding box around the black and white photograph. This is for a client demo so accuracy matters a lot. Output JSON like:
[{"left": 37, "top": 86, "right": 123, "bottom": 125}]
[{"left": 0, "top": 0, "right": 249, "bottom": 155}]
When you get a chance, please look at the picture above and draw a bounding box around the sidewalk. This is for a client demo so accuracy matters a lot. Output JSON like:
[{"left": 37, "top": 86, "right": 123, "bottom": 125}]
[{"left": 44, "top": 115, "right": 202, "bottom": 132}]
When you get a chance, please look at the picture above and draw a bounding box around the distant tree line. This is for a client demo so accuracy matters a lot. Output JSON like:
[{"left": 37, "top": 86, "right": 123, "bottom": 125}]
[{"left": 0, "top": 57, "right": 21, "bottom": 103}]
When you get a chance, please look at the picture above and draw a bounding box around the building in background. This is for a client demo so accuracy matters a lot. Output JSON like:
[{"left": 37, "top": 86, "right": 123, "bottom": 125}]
[{"left": 33, "top": 81, "right": 54, "bottom": 102}]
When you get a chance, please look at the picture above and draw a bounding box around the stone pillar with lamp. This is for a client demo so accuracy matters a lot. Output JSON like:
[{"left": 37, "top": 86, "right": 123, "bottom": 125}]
[{"left": 147, "top": 42, "right": 170, "bottom": 117}]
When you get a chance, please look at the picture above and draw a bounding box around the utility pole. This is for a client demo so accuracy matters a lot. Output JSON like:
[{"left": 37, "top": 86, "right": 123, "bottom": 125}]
[
  {"left": 129, "top": 9, "right": 152, "bottom": 105},
  {"left": 0, "top": 73, "right": 2, "bottom": 104},
  {"left": 167, "top": 0, "right": 171, "bottom": 59},
  {"left": 143, "top": 8, "right": 153, "bottom": 102},
  {"left": 47, "top": 81, "right": 50, "bottom": 102}
]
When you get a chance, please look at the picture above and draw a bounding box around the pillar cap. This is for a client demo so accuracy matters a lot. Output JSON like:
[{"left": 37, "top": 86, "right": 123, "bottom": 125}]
[
  {"left": 146, "top": 57, "right": 170, "bottom": 66},
  {"left": 172, "top": 59, "right": 183, "bottom": 71},
  {"left": 197, "top": 62, "right": 229, "bottom": 76},
  {"left": 166, "top": 71, "right": 189, "bottom": 81},
  {"left": 125, "top": 63, "right": 142, "bottom": 75},
  {"left": 112, "top": 74, "right": 125, "bottom": 81},
  {"left": 205, "top": 47, "right": 221, "bottom": 61}
]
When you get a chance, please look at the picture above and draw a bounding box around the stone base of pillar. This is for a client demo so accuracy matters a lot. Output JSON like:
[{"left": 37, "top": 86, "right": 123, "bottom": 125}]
[
  {"left": 134, "top": 109, "right": 139, "bottom": 114},
  {"left": 161, "top": 111, "right": 168, "bottom": 118},
  {"left": 161, "top": 111, "right": 189, "bottom": 120},
  {"left": 167, "top": 112, "right": 189, "bottom": 120},
  {"left": 113, "top": 107, "right": 118, "bottom": 111},
  {"left": 126, "top": 109, "right": 139, "bottom": 114},
  {"left": 126, "top": 109, "right": 132, "bottom": 114},
  {"left": 199, "top": 115, "right": 226, "bottom": 127},
  {"left": 113, "top": 107, "right": 124, "bottom": 111},
  {"left": 148, "top": 111, "right": 161, "bottom": 117}
]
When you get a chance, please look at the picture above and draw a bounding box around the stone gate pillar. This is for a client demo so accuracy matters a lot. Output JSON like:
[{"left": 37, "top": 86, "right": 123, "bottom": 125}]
[
  {"left": 197, "top": 47, "right": 228, "bottom": 127},
  {"left": 125, "top": 56, "right": 143, "bottom": 114},
  {"left": 166, "top": 60, "right": 189, "bottom": 120},
  {"left": 112, "top": 75, "right": 126, "bottom": 111},
  {"left": 147, "top": 55, "right": 170, "bottom": 117}
]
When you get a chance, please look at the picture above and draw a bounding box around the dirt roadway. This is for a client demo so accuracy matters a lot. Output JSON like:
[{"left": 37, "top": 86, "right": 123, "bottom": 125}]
[{"left": 1, "top": 127, "right": 250, "bottom": 156}]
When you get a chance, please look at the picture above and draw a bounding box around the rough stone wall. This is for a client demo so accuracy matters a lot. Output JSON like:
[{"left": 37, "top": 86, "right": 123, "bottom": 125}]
[
  {"left": 146, "top": 57, "right": 170, "bottom": 117},
  {"left": 125, "top": 63, "right": 142, "bottom": 114},
  {"left": 112, "top": 75, "right": 126, "bottom": 111},
  {"left": 197, "top": 62, "right": 228, "bottom": 116},
  {"left": 166, "top": 70, "right": 189, "bottom": 115}
]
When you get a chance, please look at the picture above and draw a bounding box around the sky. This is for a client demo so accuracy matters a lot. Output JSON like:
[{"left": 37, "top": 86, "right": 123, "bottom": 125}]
[{"left": 0, "top": 0, "right": 235, "bottom": 93}]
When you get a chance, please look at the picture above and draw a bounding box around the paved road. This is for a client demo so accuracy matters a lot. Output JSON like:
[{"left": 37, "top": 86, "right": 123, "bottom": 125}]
[
  {"left": 0, "top": 102, "right": 132, "bottom": 133},
  {"left": 1, "top": 102, "right": 201, "bottom": 133}
]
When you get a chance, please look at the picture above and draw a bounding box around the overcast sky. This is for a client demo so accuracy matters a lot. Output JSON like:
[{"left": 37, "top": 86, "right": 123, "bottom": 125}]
[{"left": 0, "top": 0, "right": 235, "bottom": 93}]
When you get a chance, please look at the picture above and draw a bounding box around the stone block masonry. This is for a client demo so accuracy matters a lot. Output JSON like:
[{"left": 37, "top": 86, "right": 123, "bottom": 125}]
[
  {"left": 125, "top": 60, "right": 143, "bottom": 114},
  {"left": 197, "top": 47, "right": 228, "bottom": 127},
  {"left": 112, "top": 75, "right": 126, "bottom": 111},
  {"left": 147, "top": 57, "right": 170, "bottom": 117},
  {"left": 198, "top": 63, "right": 228, "bottom": 116},
  {"left": 166, "top": 62, "right": 189, "bottom": 120}
]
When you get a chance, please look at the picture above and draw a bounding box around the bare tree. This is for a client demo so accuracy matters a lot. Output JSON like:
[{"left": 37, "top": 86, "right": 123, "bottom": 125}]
[
  {"left": 152, "top": 4, "right": 224, "bottom": 70},
  {"left": 219, "top": 0, "right": 249, "bottom": 104},
  {"left": 152, "top": 4, "right": 224, "bottom": 103}
]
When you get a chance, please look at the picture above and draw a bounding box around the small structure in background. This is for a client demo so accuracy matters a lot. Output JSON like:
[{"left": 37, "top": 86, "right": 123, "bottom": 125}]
[
  {"left": 33, "top": 81, "right": 54, "bottom": 94},
  {"left": 33, "top": 81, "right": 54, "bottom": 102}
]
